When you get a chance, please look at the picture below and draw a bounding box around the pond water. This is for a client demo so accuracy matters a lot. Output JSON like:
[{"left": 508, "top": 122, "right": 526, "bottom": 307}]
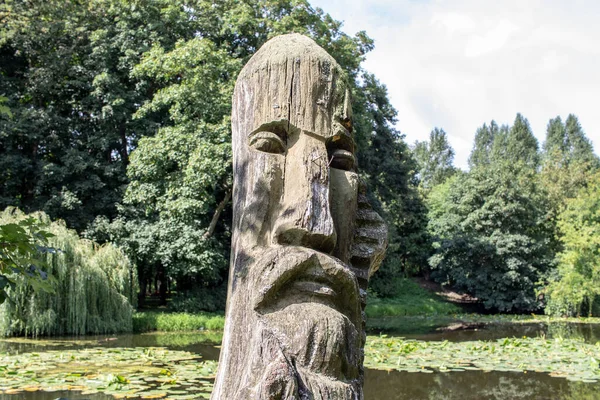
[
  {"left": 1, "top": 321, "right": 599, "bottom": 400},
  {"left": 368, "top": 317, "right": 600, "bottom": 344},
  {"left": 363, "top": 369, "right": 600, "bottom": 400},
  {"left": 0, "top": 332, "right": 221, "bottom": 361}
]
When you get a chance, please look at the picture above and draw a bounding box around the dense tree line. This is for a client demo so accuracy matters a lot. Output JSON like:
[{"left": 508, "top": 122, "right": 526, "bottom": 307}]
[
  {"left": 2, "top": 1, "right": 598, "bottom": 315},
  {"left": 1, "top": 0, "right": 424, "bottom": 308},
  {"left": 422, "top": 114, "right": 598, "bottom": 314}
]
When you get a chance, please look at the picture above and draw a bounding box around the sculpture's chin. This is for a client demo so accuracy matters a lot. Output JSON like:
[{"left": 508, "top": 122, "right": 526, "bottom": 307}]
[{"left": 263, "top": 302, "right": 362, "bottom": 381}]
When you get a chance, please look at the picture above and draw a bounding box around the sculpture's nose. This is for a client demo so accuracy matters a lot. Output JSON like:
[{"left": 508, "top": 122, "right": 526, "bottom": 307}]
[{"left": 273, "top": 134, "right": 337, "bottom": 253}]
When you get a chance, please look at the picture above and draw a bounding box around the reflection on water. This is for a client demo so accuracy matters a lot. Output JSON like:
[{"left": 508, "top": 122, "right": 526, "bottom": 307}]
[
  {"left": 0, "top": 331, "right": 222, "bottom": 360},
  {"left": 0, "top": 391, "right": 113, "bottom": 400},
  {"left": 364, "top": 369, "right": 600, "bottom": 400}
]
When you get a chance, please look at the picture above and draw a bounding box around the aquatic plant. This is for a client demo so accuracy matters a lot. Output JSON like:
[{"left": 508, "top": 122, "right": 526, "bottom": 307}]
[
  {"left": 364, "top": 335, "right": 600, "bottom": 383},
  {"left": 0, "top": 209, "right": 137, "bottom": 336},
  {"left": 0, "top": 346, "right": 215, "bottom": 398}
]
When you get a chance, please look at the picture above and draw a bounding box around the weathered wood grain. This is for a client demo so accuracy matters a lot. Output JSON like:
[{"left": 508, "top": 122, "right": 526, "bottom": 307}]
[{"left": 211, "top": 33, "right": 387, "bottom": 400}]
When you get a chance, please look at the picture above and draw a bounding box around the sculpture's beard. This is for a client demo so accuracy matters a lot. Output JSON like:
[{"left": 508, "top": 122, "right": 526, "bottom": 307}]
[
  {"left": 237, "top": 246, "right": 364, "bottom": 399},
  {"left": 259, "top": 303, "right": 362, "bottom": 399}
]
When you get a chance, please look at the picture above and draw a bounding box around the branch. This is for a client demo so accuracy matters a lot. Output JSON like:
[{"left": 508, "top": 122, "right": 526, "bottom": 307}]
[{"left": 203, "top": 189, "right": 232, "bottom": 239}]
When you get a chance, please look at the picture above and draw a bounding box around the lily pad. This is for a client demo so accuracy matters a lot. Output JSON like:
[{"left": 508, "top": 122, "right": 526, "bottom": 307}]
[
  {"left": 0, "top": 347, "right": 216, "bottom": 398},
  {"left": 364, "top": 335, "right": 600, "bottom": 383}
]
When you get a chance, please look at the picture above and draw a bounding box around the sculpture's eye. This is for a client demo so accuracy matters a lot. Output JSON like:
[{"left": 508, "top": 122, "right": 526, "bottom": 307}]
[
  {"left": 329, "top": 149, "right": 355, "bottom": 171},
  {"left": 249, "top": 131, "right": 286, "bottom": 154}
]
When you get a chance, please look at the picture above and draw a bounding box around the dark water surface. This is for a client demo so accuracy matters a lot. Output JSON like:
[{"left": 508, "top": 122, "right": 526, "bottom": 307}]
[
  {"left": 0, "top": 332, "right": 221, "bottom": 360},
  {"left": 2, "top": 321, "right": 599, "bottom": 400},
  {"left": 363, "top": 369, "right": 600, "bottom": 400}
]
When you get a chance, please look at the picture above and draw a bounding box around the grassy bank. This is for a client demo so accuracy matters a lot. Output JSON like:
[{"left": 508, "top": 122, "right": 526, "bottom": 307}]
[
  {"left": 131, "top": 279, "right": 462, "bottom": 333},
  {"left": 131, "top": 280, "right": 460, "bottom": 333},
  {"left": 132, "top": 311, "right": 225, "bottom": 333},
  {"left": 365, "top": 278, "right": 461, "bottom": 318}
]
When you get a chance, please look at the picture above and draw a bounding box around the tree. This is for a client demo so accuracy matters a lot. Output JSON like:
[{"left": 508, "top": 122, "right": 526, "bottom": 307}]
[
  {"left": 428, "top": 164, "right": 552, "bottom": 312},
  {"left": 505, "top": 113, "right": 539, "bottom": 169},
  {"left": 0, "top": 96, "right": 11, "bottom": 118},
  {"left": 87, "top": 0, "right": 403, "bottom": 305},
  {"left": 468, "top": 121, "right": 507, "bottom": 169},
  {"left": 544, "top": 172, "right": 600, "bottom": 317},
  {"left": 0, "top": 0, "right": 197, "bottom": 230},
  {"left": 543, "top": 116, "right": 567, "bottom": 155},
  {"left": 428, "top": 115, "right": 551, "bottom": 312},
  {"left": 413, "top": 128, "right": 456, "bottom": 190},
  {"left": 564, "top": 114, "right": 598, "bottom": 166},
  {"left": 541, "top": 114, "right": 599, "bottom": 255},
  {"left": 0, "top": 208, "right": 56, "bottom": 305},
  {"left": 2, "top": 0, "right": 423, "bottom": 304},
  {"left": 0, "top": 208, "right": 135, "bottom": 336},
  {"left": 542, "top": 114, "right": 597, "bottom": 168},
  {"left": 355, "top": 74, "right": 429, "bottom": 292}
]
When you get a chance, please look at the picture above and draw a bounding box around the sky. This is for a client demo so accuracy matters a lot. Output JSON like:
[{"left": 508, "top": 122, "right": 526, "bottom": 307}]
[{"left": 310, "top": 0, "right": 600, "bottom": 169}]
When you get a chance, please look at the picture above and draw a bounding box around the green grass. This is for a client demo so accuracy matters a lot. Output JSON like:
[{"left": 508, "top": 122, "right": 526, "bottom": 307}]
[
  {"left": 133, "top": 279, "right": 461, "bottom": 333},
  {"left": 365, "top": 279, "right": 461, "bottom": 318},
  {"left": 132, "top": 311, "right": 225, "bottom": 333},
  {"left": 456, "top": 313, "right": 600, "bottom": 325}
]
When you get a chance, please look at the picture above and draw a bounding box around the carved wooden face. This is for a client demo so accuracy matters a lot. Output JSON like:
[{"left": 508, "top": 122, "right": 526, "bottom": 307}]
[
  {"left": 230, "top": 34, "right": 362, "bottom": 321},
  {"left": 213, "top": 34, "right": 386, "bottom": 399}
]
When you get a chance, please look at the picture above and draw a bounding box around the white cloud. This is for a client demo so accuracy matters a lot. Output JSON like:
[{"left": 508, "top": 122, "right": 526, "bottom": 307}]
[
  {"left": 310, "top": 0, "right": 600, "bottom": 169},
  {"left": 464, "top": 19, "right": 518, "bottom": 58},
  {"left": 431, "top": 12, "right": 475, "bottom": 34}
]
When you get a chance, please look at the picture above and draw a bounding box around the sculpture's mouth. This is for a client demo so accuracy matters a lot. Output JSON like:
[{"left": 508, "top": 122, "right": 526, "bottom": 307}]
[{"left": 251, "top": 246, "right": 360, "bottom": 324}]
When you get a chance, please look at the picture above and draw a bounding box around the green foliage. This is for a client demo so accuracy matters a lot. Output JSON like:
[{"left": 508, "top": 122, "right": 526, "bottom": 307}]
[
  {"left": 132, "top": 311, "right": 224, "bottom": 333},
  {"left": 412, "top": 127, "right": 456, "bottom": 191},
  {"left": 0, "top": 208, "right": 56, "bottom": 304},
  {"left": 564, "top": 115, "right": 599, "bottom": 166},
  {"left": 365, "top": 279, "right": 460, "bottom": 318},
  {"left": 545, "top": 173, "right": 600, "bottom": 317},
  {"left": 428, "top": 117, "right": 553, "bottom": 312},
  {"left": 0, "top": 208, "right": 137, "bottom": 336},
  {"left": 355, "top": 74, "right": 429, "bottom": 282},
  {"left": 169, "top": 286, "right": 227, "bottom": 313},
  {"left": 468, "top": 120, "right": 507, "bottom": 169},
  {"left": 505, "top": 113, "right": 540, "bottom": 168},
  {"left": 1, "top": 0, "right": 424, "bottom": 304},
  {"left": 0, "top": 0, "right": 197, "bottom": 230},
  {"left": 110, "top": 35, "right": 240, "bottom": 293},
  {"left": 7, "top": 0, "right": 600, "bottom": 320},
  {"left": 87, "top": 1, "right": 422, "bottom": 299},
  {"left": 0, "top": 96, "right": 11, "bottom": 118},
  {"left": 540, "top": 114, "right": 599, "bottom": 258}
]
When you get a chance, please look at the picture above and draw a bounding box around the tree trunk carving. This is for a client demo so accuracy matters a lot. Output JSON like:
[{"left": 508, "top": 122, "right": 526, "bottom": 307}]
[{"left": 211, "top": 34, "right": 387, "bottom": 400}]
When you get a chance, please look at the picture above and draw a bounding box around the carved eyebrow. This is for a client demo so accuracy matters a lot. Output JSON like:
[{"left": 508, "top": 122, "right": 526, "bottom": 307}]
[{"left": 249, "top": 119, "right": 289, "bottom": 139}]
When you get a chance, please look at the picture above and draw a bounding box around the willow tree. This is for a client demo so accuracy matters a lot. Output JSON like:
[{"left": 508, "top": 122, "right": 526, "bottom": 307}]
[{"left": 0, "top": 208, "right": 137, "bottom": 336}]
